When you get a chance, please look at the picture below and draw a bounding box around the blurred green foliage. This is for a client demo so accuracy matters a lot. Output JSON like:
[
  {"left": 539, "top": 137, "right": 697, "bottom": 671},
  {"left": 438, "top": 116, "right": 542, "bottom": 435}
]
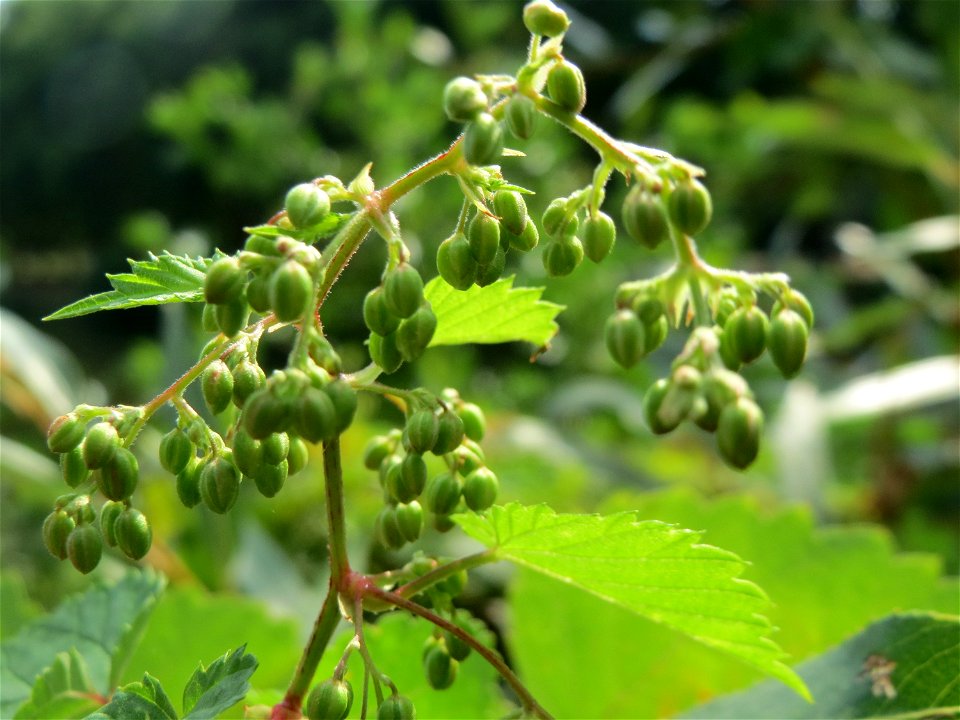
[{"left": 1, "top": 0, "right": 957, "bottom": 716}]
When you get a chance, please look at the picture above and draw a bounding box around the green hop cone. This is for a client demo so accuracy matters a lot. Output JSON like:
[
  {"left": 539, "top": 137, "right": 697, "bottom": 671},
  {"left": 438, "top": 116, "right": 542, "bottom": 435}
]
[
  {"left": 462, "top": 467, "right": 498, "bottom": 511},
  {"left": 287, "top": 437, "right": 309, "bottom": 476},
  {"left": 467, "top": 212, "right": 501, "bottom": 265},
  {"left": 325, "top": 379, "right": 358, "bottom": 434},
  {"left": 66, "top": 522, "right": 102, "bottom": 574},
  {"left": 493, "top": 190, "right": 528, "bottom": 236},
  {"left": 716, "top": 397, "right": 763, "bottom": 470},
  {"left": 605, "top": 309, "right": 646, "bottom": 369},
  {"left": 542, "top": 236, "right": 584, "bottom": 277},
  {"left": 99, "top": 500, "right": 124, "bottom": 548},
  {"left": 437, "top": 232, "right": 478, "bottom": 290},
  {"left": 523, "top": 0, "right": 569, "bottom": 36},
  {"left": 295, "top": 387, "right": 338, "bottom": 444},
  {"left": 115, "top": 507, "right": 152, "bottom": 561},
  {"left": 369, "top": 331, "right": 404, "bottom": 374},
  {"left": 396, "top": 304, "right": 437, "bottom": 362},
  {"left": 269, "top": 260, "right": 314, "bottom": 323},
  {"left": 202, "top": 359, "right": 235, "bottom": 415},
  {"left": 432, "top": 411, "right": 465, "bottom": 455},
  {"left": 642, "top": 378, "right": 680, "bottom": 435},
  {"left": 457, "top": 402, "right": 486, "bottom": 442},
  {"left": 47, "top": 412, "right": 86, "bottom": 454},
  {"left": 82, "top": 422, "right": 120, "bottom": 470},
  {"left": 159, "top": 427, "right": 194, "bottom": 475},
  {"left": 622, "top": 187, "right": 669, "bottom": 249},
  {"left": 253, "top": 460, "right": 288, "bottom": 498},
  {"left": 396, "top": 500, "right": 424, "bottom": 544},
  {"left": 306, "top": 679, "right": 353, "bottom": 720},
  {"left": 582, "top": 211, "right": 616, "bottom": 263},
  {"left": 285, "top": 183, "right": 331, "bottom": 229},
  {"left": 214, "top": 296, "right": 250, "bottom": 338},
  {"left": 377, "top": 695, "right": 416, "bottom": 720},
  {"left": 506, "top": 219, "right": 539, "bottom": 252},
  {"left": 364, "top": 286, "right": 401, "bottom": 336},
  {"left": 376, "top": 506, "right": 407, "bottom": 550},
  {"left": 232, "top": 360, "right": 267, "bottom": 407},
  {"left": 423, "top": 643, "right": 458, "bottom": 690},
  {"left": 547, "top": 59, "right": 586, "bottom": 113},
  {"left": 176, "top": 457, "right": 203, "bottom": 509},
  {"left": 98, "top": 447, "right": 139, "bottom": 501},
  {"left": 505, "top": 93, "right": 537, "bottom": 139},
  {"left": 725, "top": 306, "right": 769, "bottom": 364},
  {"left": 463, "top": 112, "right": 503, "bottom": 166},
  {"left": 204, "top": 257, "right": 246, "bottom": 305},
  {"left": 424, "top": 472, "right": 463, "bottom": 515},
  {"left": 667, "top": 178, "right": 712, "bottom": 236},
  {"left": 42, "top": 509, "right": 75, "bottom": 560},
  {"left": 442, "top": 77, "right": 487, "bottom": 122},
  {"left": 60, "top": 447, "right": 91, "bottom": 488},
  {"left": 768, "top": 308, "right": 809, "bottom": 378},
  {"left": 200, "top": 454, "right": 241, "bottom": 514},
  {"left": 385, "top": 263, "right": 425, "bottom": 319},
  {"left": 406, "top": 410, "right": 439, "bottom": 454}
]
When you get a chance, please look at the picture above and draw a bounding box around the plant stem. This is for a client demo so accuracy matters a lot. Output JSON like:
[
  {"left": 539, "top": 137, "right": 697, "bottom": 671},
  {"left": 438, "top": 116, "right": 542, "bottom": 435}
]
[
  {"left": 272, "top": 585, "right": 342, "bottom": 720},
  {"left": 366, "top": 585, "right": 554, "bottom": 720},
  {"left": 395, "top": 550, "right": 496, "bottom": 599},
  {"left": 323, "top": 436, "right": 351, "bottom": 586}
]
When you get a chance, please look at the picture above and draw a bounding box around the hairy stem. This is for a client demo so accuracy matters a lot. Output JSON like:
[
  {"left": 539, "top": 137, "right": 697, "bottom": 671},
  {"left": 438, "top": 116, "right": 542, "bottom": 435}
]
[
  {"left": 366, "top": 585, "right": 554, "bottom": 720},
  {"left": 395, "top": 550, "right": 496, "bottom": 599},
  {"left": 273, "top": 585, "right": 342, "bottom": 719},
  {"left": 323, "top": 436, "right": 351, "bottom": 585}
]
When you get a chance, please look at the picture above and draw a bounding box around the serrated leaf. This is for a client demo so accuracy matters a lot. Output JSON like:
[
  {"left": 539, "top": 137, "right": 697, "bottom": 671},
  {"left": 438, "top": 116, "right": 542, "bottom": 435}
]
[
  {"left": 88, "top": 673, "right": 177, "bottom": 720},
  {"left": 181, "top": 645, "right": 258, "bottom": 719},
  {"left": 13, "top": 649, "right": 100, "bottom": 720},
  {"left": 453, "top": 503, "right": 809, "bottom": 699},
  {"left": 44, "top": 252, "right": 215, "bottom": 320},
  {"left": 244, "top": 211, "right": 348, "bottom": 241},
  {"left": 0, "top": 571, "right": 166, "bottom": 718},
  {"left": 683, "top": 612, "right": 960, "bottom": 719},
  {"left": 425, "top": 276, "right": 563, "bottom": 348}
]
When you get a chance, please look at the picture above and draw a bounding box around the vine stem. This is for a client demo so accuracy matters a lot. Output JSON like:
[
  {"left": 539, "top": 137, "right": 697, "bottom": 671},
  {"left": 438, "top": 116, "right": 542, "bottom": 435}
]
[
  {"left": 394, "top": 550, "right": 496, "bottom": 599},
  {"left": 365, "top": 584, "right": 554, "bottom": 720}
]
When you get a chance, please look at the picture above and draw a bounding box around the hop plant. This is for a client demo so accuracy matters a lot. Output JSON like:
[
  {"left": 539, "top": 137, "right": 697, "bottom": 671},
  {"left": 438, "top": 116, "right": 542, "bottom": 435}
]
[{"left": 39, "top": 3, "right": 815, "bottom": 718}]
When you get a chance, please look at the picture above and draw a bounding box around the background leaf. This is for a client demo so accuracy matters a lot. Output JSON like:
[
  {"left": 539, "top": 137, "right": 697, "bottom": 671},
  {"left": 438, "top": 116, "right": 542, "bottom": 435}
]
[
  {"left": 425, "top": 276, "right": 563, "bottom": 348},
  {"left": 0, "top": 571, "right": 166, "bottom": 719},
  {"left": 43, "top": 252, "right": 214, "bottom": 320},
  {"left": 506, "top": 490, "right": 956, "bottom": 718},
  {"left": 90, "top": 673, "right": 178, "bottom": 720},
  {"left": 683, "top": 612, "right": 960, "bottom": 719},
  {"left": 453, "top": 503, "right": 808, "bottom": 698},
  {"left": 12, "top": 649, "right": 100, "bottom": 720},
  {"left": 182, "top": 645, "right": 258, "bottom": 719}
]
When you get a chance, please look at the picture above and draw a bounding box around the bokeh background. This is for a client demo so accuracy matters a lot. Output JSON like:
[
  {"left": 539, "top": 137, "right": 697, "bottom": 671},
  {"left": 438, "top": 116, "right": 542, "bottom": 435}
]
[{"left": 1, "top": 0, "right": 957, "bottom": 717}]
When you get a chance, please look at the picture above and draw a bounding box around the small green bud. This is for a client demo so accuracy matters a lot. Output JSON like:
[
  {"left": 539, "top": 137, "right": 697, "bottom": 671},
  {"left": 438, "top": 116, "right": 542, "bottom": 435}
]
[
  {"left": 433, "top": 411, "right": 465, "bottom": 455},
  {"left": 643, "top": 315, "right": 669, "bottom": 355},
  {"left": 546, "top": 60, "right": 586, "bottom": 113},
  {"left": 406, "top": 410, "right": 439, "bottom": 454},
  {"left": 717, "top": 398, "right": 763, "bottom": 470},
  {"left": 245, "top": 274, "right": 272, "bottom": 314},
  {"left": 443, "top": 77, "right": 487, "bottom": 122},
  {"left": 115, "top": 507, "right": 152, "bottom": 560},
  {"left": 458, "top": 402, "right": 486, "bottom": 442},
  {"left": 423, "top": 642, "right": 458, "bottom": 690},
  {"left": 243, "top": 388, "right": 289, "bottom": 439},
  {"left": 285, "top": 183, "right": 331, "bottom": 229},
  {"left": 463, "top": 112, "right": 503, "bottom": 166},
  {"left": 725, "top": 306, "right": 769, "bottom": 364},
  {"left": 542, "top": 198, "right": 575, "bottom": 238},
  {"left": 202, "top": 359, "right": 235, "bottom": 415},
  {"left": 363, "top": 435, "right": 395, "bottom": 471},
  {"left": 201, "top": 303, "right": 220, "bottom": 332},
  {"left": 475, "top": 247, "right": 506, "bottom": 288},
  {"left": 768, "top": 309, "right": 809, "bottom": 378},
  {"left": 582, "top": 211, "right": 616, "bottom": 263},
  {"left": 463, "top": 467, "right": 498, "bottom": 511},
  {"left": 642, "top": 379, "right": 680, "bottom": 435},
  {"left": 42, "top": 509, "right": 75, "bottom": 560},
  {"left": 287, "top": 437, "right": 309, "bottom": 476},
  {"left": 232, "top": 360, "right": 266, "bottom": 406},
  {"left": 396, "top": 500, "right": 424, "bottom": 544},
  {"left": 176, "top": 457, "right": 203, "bottom": 508},
  {"left": 605, "top": 310, "right": 646, "bottom": 369},
  {"left": 252, "top": 460, "right": 288, "bottom": 498},
  {"left": 385, "top": 263, "right": 425, "bottom": 319},
  {"left": 261, "top": 432, "right": 290, "bottom": 465},
  {"left": 468, "top": 213, "right": 501, "bottom": 265},
  {"left": 505, "top": 93, "right": 537, "bottom": 139},
  {"left": 295, "top": 387, "right": 338, "bottom": 444},
  {"left": 377, "top": 695, "right": 416, "bottom": 720},
  {"left": 437, "top": 233, "right": 478, "bottom": 290},
  {"left": 98, "top": 447, "right": 139, "bottom": 501},
  {"left": 270, "top": 260, "right": 314, "bottom": 323},
  {"left": 389, "top": 453, "right": 427, "bottom": 503},
  {"left": 67, "top": 522, "right": 102, "bottom": 574},
  {"left": 214, "top": 296, "right": 250, "bottom": 338},
  {"left": 47, "top": 412, "right": 86, "bottom": 454},
  {"left": 493, "top": 190, "right": 528, "bottom": 236},
  {"left": 396, "top": 304, "right": 437, "bottom": 362},
  {"left": 424, "top": 472, "right": 463, "bottom": 515},
  {"left": 376, "top": 506, "right": 407, "bottom": 550},
  {"left": 542, "top": 236, "right": 584, "bottom": 277},
  {"left": 159, "top": 427, "right": 193, "bottom": 475},
  {"left": 325, "top": 380, "right": 358, "bottom": 434},
  {"left": 99, "top": 501, "right": 124, "bottom": 548},
  {"left": 506, "top": 219, "right": 539, "bottom": 252},
  {"left": 60, "top": 447, "right": 91, "bottom": 488},
  {"left": 364, "top": 286, "right": 401, "bottom": 336},
  {"left": 305, "top": 678, "right": 353, "bottom": 720},
  {"left": 200, "top": 454, "right": 241, "bottom": 514},
  {"left": 204, "top": 257, "right": 246, "bottom": 305},
  {"left": 667, "top": 179, "right": 712, "bottom": 236},
  {"left": 523, "top": 0, "right": 570, "bottom": 36},
  {"left": 622, "top": 187, "right": 669, "bottom": 249},
  {"left": 369, "top": 331, "right": 404, "bottom": 374},
  {"left": 773, "top": 290, "right": 814, "bottom": 329}
]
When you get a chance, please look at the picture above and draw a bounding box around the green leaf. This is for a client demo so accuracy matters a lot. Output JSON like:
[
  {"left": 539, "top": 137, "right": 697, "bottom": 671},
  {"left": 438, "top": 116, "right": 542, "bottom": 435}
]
[
  {"left": 88, "top": 673, "right": 177, "bottom": 720},
  {"left": 424, "top": 276, "right": 563, "bottom": 348},
  {"left": 44, "top": 252, "right": 216, "bottom": 320},
  {"left": 0, "top": 571, "right": 166, "bottom": 719},
  {"left": 683, "top": 612, "right": 960, "bottom": 719},
  {"left": 453, "top": 503, "right": 809, "bottom": 699},
  {"left": 13, "top": 649, "right": 100, "bottom": 720},
  {"left": 181, "top": 645, "right": 258, "bottom": 719}
]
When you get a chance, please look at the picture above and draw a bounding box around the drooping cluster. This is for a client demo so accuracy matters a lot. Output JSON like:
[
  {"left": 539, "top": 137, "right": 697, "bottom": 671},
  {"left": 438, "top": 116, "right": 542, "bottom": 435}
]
[
  {"left": 364, "top": 262, "right": 437, "bottom": 374},
  {"left": 363, "top": 389, "right": 493, "bottom": 549}
]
